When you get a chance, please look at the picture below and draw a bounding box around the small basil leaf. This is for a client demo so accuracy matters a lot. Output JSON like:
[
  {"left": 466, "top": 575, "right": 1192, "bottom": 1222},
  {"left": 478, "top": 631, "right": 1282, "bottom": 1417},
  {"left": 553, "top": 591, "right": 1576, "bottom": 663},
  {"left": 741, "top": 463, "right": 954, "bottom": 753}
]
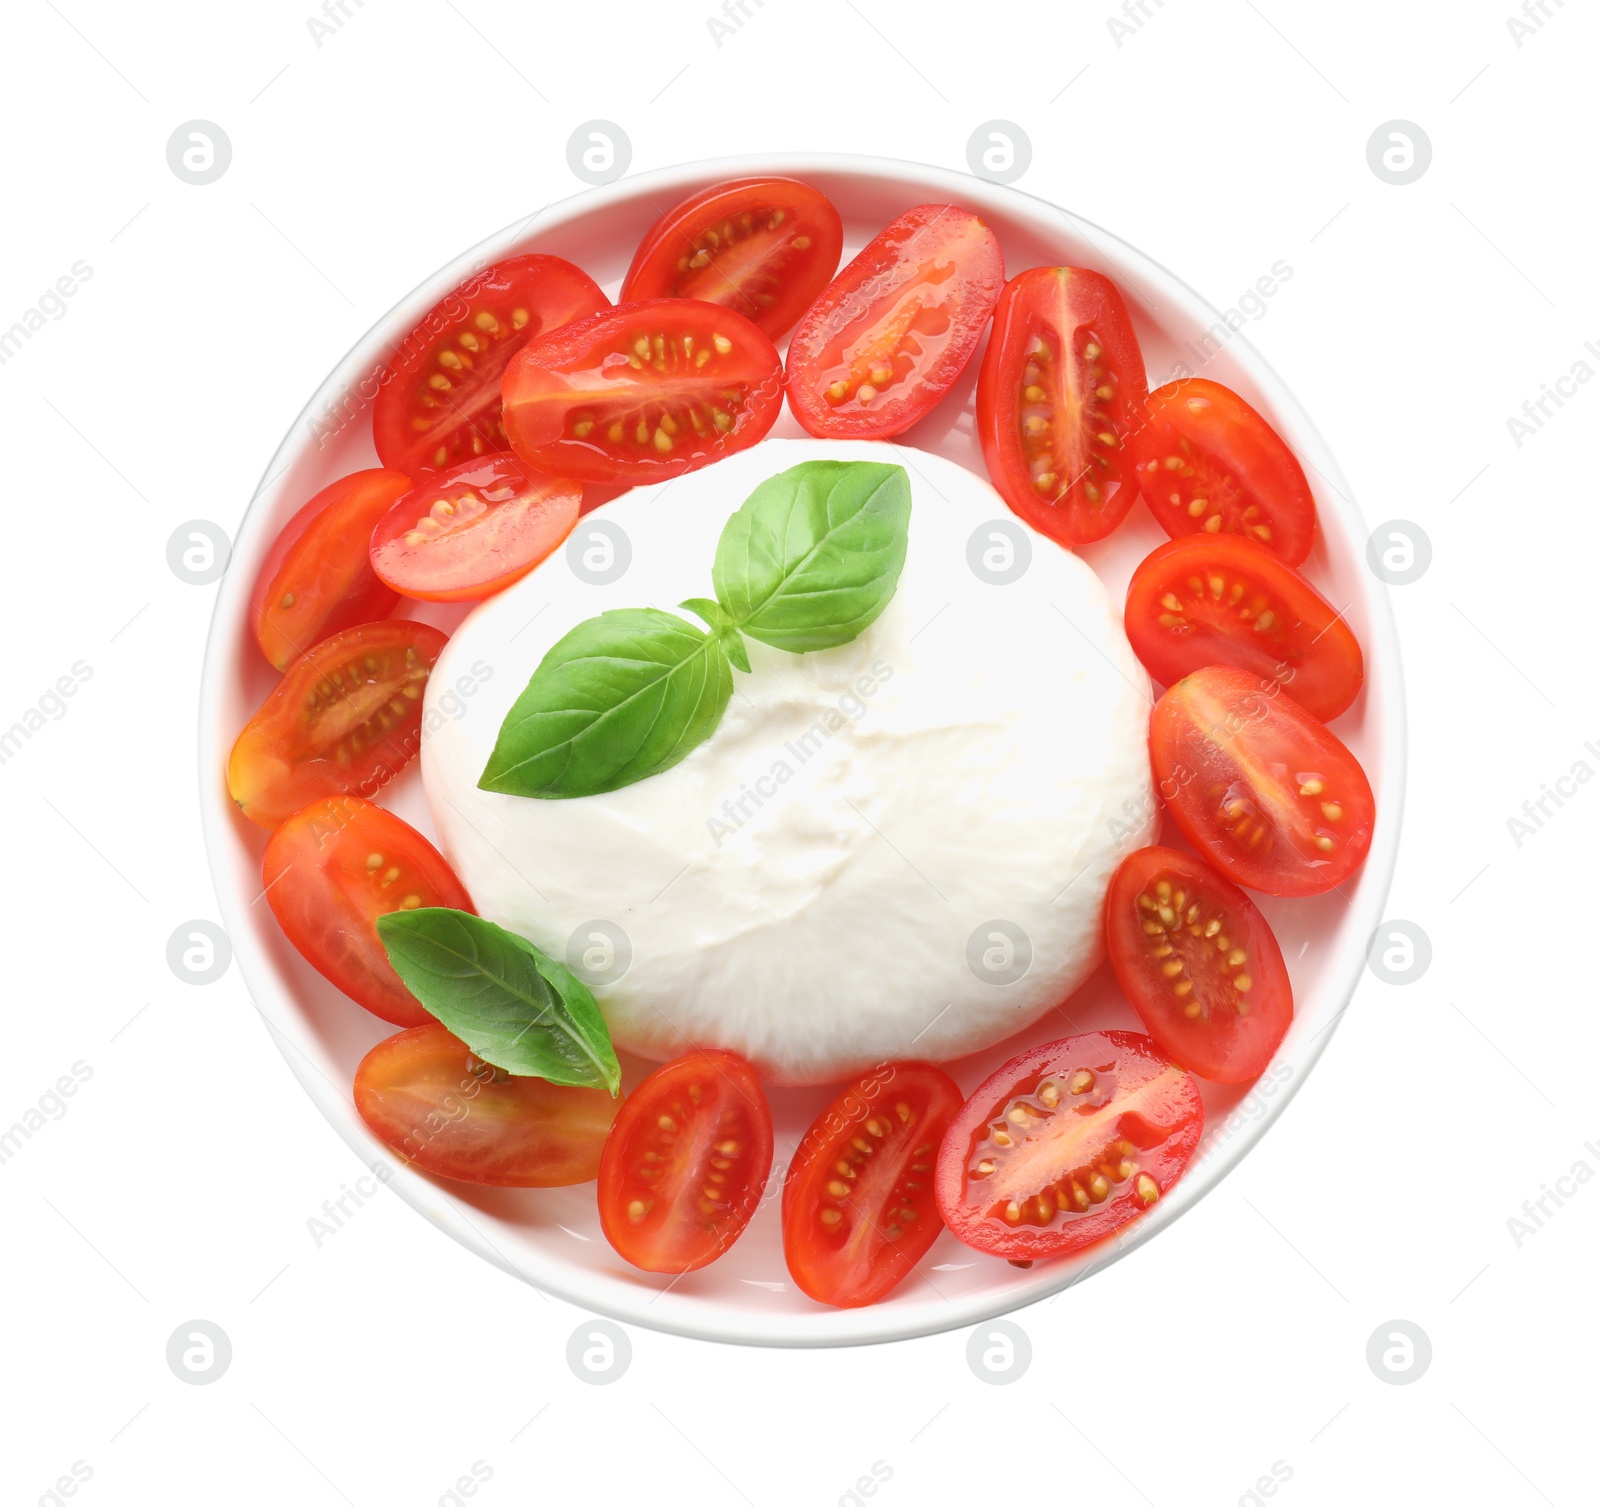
[
  {"left": 712, "top": 460, "right": 912, "bottom": 653},
  {"left": 376, "top": 908, "right": 620, "bottom": 1094},
  {"left": 680, "top": 598, "right": 751, "bottom": 673},
  {"left": 478, "top": 607, "right": 733, "bottom": 799}
]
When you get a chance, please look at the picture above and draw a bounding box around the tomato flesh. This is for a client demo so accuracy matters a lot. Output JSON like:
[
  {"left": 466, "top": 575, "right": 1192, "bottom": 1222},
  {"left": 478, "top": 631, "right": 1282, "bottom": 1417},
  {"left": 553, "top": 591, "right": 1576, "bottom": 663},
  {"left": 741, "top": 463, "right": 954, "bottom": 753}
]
[
  {"left": 355, "top": 1022, "right": 620, "bottom": 1187},
  {"left": 1128, "top": 379, "right": 1316, "bottom": 565},
  {"left": 785, "top": 203, "right": 1004, "bottom": 439},
  {"left": 250, "top": 469, "right": 411, "bottom": 671},
  {"left": 934, "top": 1023, "right": 1203, "bottom": 1260},
  {"left": 1126, "top": 534, "right": 1364, "bottom": 720},
  {"left": 1151, "top": 664, "right": 1375, "bottom": 896},
  {"left": 621, "top": 177, "right": 843, "bottom": 341},
  {"left": 597, "top": 1049, "right": 773, "bottom": 1273},
  {"left": 263, "top": 797, "right": 473, "bottom": 1026},
  {"left": 369, "top": 456, "right": 580, "bottom": 603},
  {"left": 936, "top": 1031, "right": 1201, "bottom": 1260},
  {"left": 781, "top": 1062, "right": 961, "bottom": 1308},
  {"left": 372, "top": 254, "right": 609, "bottom": 476},
  {"left": 976, "top": 266, "right": 1148, "bottom": 547},
  {"left": 227, "top": 620, "right": 447, "bottom": 829},
  {"left": 1106, "top": 847, "right": 1292, "bottom": 1083},
  {"left": 501, "top": 299, "right": 783, "bottom": 484}
]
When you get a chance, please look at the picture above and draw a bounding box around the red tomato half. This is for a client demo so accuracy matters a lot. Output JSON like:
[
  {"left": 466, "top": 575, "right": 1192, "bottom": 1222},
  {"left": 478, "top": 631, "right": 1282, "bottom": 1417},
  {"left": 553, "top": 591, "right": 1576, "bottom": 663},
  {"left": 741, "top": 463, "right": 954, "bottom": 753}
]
[
  {"left": 782, "top": 1062, "right": 962, "bottom": 1309},
  {"left": 1105, "top": 847, "right": 1292, "bottom": 1083},
  {"left": 372, "top": 254, "right": 609, "bottom": 475},
  {"left": 369, "top": 456, "right": 580, "bottom": 603},
  {"left": 784, "top": 203, "right": 1004, "bottom": 439},
  {"left": 501, "top": 299, "right": 783, "bottom": 484},
  {"left": 1150, "top": 665, "right": 1375, "bottom": 896},
  {"left": 227, "top": 620, "right": 446, "bottom": 829},
  {"left": 597, "top": 1049, "right": 773, "bottom": 1274},
  {"left": 935, "top": 1031, "right": 1202, "bottom": 1260},
  {"left": 1128, "top": 379, "right": 1316, "bottom": 565},
  {"left": 250, "top": 469, "right": 411, "bottom": 671},
  {"left": 355, "top": 1022, "right": 621, "bottom": 1187},
  {"left": 976, "top": 266, "right": 1148, "bottom": 547},
  {"left": 263, "top": 797, "right": 474, "bottom": 1026},
  {"left": 621, "top": 177, "right": 844, "bottom": 341},
  {"left": 1125, "top": 534, "right": 1364, "bottom": 720}
]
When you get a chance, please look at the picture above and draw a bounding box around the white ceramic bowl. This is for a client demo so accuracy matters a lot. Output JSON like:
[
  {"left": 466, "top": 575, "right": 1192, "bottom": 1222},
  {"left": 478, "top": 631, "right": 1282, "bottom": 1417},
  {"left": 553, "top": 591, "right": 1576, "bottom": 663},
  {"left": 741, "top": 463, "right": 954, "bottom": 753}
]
[{"left": 201, "top": 154, "right": 1402, "bottom": 1347}]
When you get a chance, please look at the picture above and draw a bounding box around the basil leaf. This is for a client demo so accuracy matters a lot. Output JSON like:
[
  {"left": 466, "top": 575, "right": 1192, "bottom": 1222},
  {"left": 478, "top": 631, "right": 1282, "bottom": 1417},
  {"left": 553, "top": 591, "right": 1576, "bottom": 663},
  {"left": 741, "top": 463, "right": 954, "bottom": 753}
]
[
  {"left": 376, "top": 908, "right": 620, "bottom": 1094},
  {"left": 680, "top": 597, "right": 751, "bottom": 673},
  {"left": 712, "top": 459, "right": 912, "bottom": 653},
  {"left": 479, "top": 607, "right": 733, "bottom": 799}
]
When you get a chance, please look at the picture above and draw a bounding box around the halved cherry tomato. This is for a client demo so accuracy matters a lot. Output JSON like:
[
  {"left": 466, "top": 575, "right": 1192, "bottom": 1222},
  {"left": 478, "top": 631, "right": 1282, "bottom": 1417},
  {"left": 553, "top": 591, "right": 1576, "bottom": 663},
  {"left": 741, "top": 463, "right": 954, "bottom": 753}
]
[
  {"left": 1106, "top": 847, "right": 1292, "bottom": 1083},
  {"left": 621, "top": 177, "right": 844, "bottom": 341},
  {"left": 1128, "top": 379, "right": 1316, "bottom": 565},
  {"left": 368, "top": 456, "right": 580, "bottom": 603},
  {"left": 976, "top": 266, "right": 1147, "bottom": 547},
  {"left": 501, "top": 299, "right": 783, "bottom": 484},
  {"left": 263, "top": 797, "right": 474, "bottom": 1025},
  {"left": 227, "top": 620, "right": 447, "bottom": 829},
  {"left": 250, "top": 469, "right": 412, "bottom": 671},
  {"left": 355, "top": 1022, "right": 620, "bottom": 1187},
  {"left": 781, "top": 1062, "right": 961, "bottom": 1308},
  {"left": 936, "top": 1031, "right": 1201, "bottom": 1260},
  {"left": 1126, "top": 534, "right": 1364, "bottom": 720},
  {"left": 785, "top": 203, "right": 1004, "bottom": 439},
  {"left": 372, "top": 254, "right": 609, "bottom": 475},
  {"left": 597, "top": 1049, "right": 773, "bottom": 1274},
  {"left": 1150, "top": 664, "right": 1375, "bottom": 896}
]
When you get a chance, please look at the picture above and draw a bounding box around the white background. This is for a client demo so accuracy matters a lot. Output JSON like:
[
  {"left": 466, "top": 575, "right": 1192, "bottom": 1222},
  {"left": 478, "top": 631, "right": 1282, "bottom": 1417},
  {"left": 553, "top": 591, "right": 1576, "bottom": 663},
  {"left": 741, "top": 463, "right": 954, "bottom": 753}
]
[{"left": 2, "top": 1, "right": 1595, "bottom": 1503}]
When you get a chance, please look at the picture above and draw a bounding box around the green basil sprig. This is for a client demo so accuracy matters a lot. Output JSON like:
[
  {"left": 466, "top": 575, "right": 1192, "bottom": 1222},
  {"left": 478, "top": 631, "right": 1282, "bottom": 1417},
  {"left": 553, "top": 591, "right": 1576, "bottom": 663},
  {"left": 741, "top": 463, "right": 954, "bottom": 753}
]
[
  {"left": 376, "top": 908, "right": 620, "bottom": 1094},
  {"left": 480, "top": 459, "right": 911, "bottom": 801}
]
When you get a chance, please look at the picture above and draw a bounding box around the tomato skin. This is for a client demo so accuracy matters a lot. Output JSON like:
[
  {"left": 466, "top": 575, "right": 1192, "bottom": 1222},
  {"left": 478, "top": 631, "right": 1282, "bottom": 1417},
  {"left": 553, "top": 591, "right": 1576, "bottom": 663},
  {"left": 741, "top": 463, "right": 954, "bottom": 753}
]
[
  {"left": 500, "top": 299, "right": 783, "bottom": 484},
  {"left": 785, "top": 203, "right": 1005, "bottom": 439},
  {"left": 976, "top": 266, "right": 1148, "bottom": 547},
  {"left": 368, "top": 456, "right": 580, "bottom": 603},
  {"left": 935, "top": 1031, "right": 1202, "bottom": 1260},
  {"left": 249, "top": 469, "right": 412, "bottom": 671},
  {"left": 355, "top": 1022, "right": 621, "bottom": 1187},
  {"left": 597, "top": 1049, "right": 773, "bottom": 1274},
  {"left": 1105, "top": 847, "right": 1292, "bottom": 1083},
  {"left": 1150, "top": 665, "right": 1375, "bottom": 896},
  {"left": 1125, "top": 534, "right": 1364, "bottom": 720},
  {"left": 227, "top": 620, "right": 447, "bottom": 829},
  {"left": 781, "top": 1062, "right": 962, "bottom": 1309},
  {"left": 621, "top": 177, "right": 844, "bottom": 341},
  {"left": 263, "top": 797, "right": 474, "bottom": 1026},
  {"left": 1128, "top": 379, "right": 1316, "bottom": 565},
  {"left": 372, "top": 254, "right": 609, "bottom": 476}
]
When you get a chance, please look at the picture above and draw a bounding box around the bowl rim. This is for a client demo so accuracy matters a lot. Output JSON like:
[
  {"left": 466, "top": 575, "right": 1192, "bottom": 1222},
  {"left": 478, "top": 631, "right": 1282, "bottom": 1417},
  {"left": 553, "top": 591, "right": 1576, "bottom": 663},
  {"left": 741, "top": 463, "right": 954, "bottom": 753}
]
[{"left": 200, "top": 150, "right": 1405, "bottom": 1348}]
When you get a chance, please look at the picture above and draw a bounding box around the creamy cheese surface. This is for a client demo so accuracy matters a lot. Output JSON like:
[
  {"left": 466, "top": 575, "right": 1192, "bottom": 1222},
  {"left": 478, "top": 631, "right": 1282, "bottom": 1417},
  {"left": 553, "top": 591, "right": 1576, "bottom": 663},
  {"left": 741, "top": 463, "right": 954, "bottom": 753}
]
[{"left": 422, "top": 438, "right": 1154, "bottom": 1086}]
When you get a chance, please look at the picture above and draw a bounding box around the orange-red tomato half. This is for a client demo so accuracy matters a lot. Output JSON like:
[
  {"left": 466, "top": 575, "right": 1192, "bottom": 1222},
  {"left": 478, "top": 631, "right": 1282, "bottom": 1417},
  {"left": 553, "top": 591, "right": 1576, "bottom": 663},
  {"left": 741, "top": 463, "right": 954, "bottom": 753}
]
[
  {"left": 1127, "top": 379, "right": 1316, "bottom": 565},
  {"left": 263, "top": 797, "right": 474, "bottom": 1026},
  {"left": 597, "top": 1049, "right": 773, "bottom": 1274},
  {"left": 369, "top": 455, "right": 580, "bottom": 602},
  {"left": 1150, "top": 664, "right": 1375, "bottom": 896},
  {"left": 227, "top": 620, "right": 446, "bottom": 828},
  {"left": 1125, "top": 534, "right": 1364, "bottom": 721},
  {"left": 501, "top": 299, "right": 783, "bottom": 485},
  {"left": 1105, "top": 846, "right": 1292, "bottom": 1083},
  {"left": 935, "top": 1031, "right": 1202, "bottom": 1260},
  {"left": 976, "top": 266, "right": 1148, "bottom": 547},
  {"left": 621, "top": 176, "right": 844, "bottom": 341},
  {"left": 249, "top": 469, "right": 412, "bottom": 671},
  {"left": 372, "top": 254, "right": 609, "bottom": 475},
  {"left": 782, "top": 1062, "right": 962, "bottom": 1308},
  {"left": 355, "top": 1022, "right": 620, "bottom": 1187},
  {"left": 785, "top": 203, "right": 1004, "bottom": 439}
]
